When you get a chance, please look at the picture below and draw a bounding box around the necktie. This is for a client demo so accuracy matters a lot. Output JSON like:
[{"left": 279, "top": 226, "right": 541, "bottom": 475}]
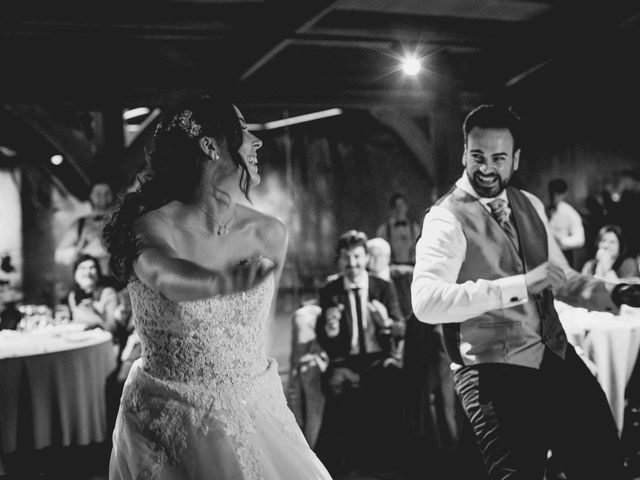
[
  {"left": 352, "top": 288, "right": 367, "bottom": 355},
  {"left": 488, "top": 198, "right": 519, "bottom": 250}
]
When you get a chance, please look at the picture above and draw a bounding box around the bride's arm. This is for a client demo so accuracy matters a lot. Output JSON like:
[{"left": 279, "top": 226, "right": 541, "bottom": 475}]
[
  {"left": 263, "top": 216, "right": 288, "bottom": 288},
  {"left": 260, "top": 216, "right": 288, "bottom": 312},
  {"left": 133, "top": 212, "right": 273, "bottom": 302}
]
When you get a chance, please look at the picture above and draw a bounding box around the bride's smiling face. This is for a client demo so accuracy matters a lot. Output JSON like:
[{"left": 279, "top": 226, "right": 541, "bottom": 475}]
[{"left": 234, "top": 106, "right": 262, "bottom": 187}]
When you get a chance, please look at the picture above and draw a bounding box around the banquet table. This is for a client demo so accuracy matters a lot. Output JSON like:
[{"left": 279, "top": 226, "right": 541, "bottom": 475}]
[
  {"left": 557, "top": 302, "right": 640, "bottom": 433},
  {"left": 0, "top": 325, "right": 117, "bottom": 456}
]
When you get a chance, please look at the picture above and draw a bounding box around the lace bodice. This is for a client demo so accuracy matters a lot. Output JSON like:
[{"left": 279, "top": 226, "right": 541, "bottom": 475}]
[{"left": 128, "top": 272, "right": 274, "bottom": 385}]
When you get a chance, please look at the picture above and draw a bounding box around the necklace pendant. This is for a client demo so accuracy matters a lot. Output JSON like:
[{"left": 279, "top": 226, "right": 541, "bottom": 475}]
[{"left": 198, "top": 203, "right": 233, "bottom": 235}]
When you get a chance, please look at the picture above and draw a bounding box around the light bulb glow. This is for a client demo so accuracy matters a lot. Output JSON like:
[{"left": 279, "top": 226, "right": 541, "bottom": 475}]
[{"left": 401, "top": 57, "right": 421, "bottom": 75}]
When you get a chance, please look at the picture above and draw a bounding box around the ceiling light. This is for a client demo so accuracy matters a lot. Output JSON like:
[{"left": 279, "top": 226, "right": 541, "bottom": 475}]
[
  {"left": 0, "top": 145, "right": 17, "bottom": 157},
  {"left": 247, "top": 108, "right": 343, "bottom": 131},
  {"left": 401, "top": 56, "right": 421, "bottom": 75},
  {"left": 123, "top": 107, "right": 151, "bottom": 121},
  {"left": 50, "top": 154, "right": 63, "bottom": 166}
]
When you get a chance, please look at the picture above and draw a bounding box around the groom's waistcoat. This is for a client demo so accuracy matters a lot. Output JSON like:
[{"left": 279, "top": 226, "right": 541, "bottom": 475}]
[{"left": 437, "top": 186, "right": 568, "bottom": 369}]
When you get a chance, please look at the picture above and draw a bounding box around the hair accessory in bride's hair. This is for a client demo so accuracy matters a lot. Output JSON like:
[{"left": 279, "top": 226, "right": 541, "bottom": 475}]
[{"left": 167, "top": 109, "right": 202, "bottom": 138}]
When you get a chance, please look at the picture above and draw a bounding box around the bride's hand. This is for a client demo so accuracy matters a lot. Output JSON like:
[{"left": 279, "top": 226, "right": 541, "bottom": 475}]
[{"left": 224, "top": 258, "right": 275, "bottom": 293}]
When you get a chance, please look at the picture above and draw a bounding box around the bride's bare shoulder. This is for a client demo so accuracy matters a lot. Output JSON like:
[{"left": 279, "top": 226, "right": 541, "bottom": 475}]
[
  {"left": 237, "top": 204, "right": 286, "bottom": 241},
  {"left": 133, "top": 202, "right": 182, "bottom": 247},
  {"left": 135, "top": 202, "right": 181, "bottom": 227}
]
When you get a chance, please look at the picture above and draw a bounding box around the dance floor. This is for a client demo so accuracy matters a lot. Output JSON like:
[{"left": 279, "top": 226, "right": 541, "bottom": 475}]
[{"left": 2, "top": 443, "right": 640, "bottom": 480}]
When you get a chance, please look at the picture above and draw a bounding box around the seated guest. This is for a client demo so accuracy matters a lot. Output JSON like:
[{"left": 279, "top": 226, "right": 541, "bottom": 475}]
[
  {"left": 367, "top": 237, "right": 405, "bottom": 366},
  {"left": 68, "top": 254, "right": 119, "bottom": 332},
  {"left": 368, "top": 236, "right": 415, "bottom": 320},
  {"left": 581, "top": 224, "right": 640, "bottom": 282},
  {"left": 286, "top": 301, "right": 328, "bottom": 449},
  {"left": 367, "top": 237, "right": 392, "bottom": 281},
  {"left": 314, "top": 230, "right": 404, "bottom": 474}
]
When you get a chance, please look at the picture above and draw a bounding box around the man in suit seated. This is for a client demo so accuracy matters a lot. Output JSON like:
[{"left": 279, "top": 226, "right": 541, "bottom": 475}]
[{"left": 314, "top": 230, "right": 404, "bottom": 474}]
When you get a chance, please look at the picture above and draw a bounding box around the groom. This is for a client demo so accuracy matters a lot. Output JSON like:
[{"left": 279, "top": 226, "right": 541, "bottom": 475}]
[{"left": 411, "top": 104, "right": 640, "bottom": 479}]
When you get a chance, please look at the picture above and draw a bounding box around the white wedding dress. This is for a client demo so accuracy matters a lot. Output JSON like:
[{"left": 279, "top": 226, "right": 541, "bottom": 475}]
[{"left": 110, "top": 272, "right": 332, "bottom": 480}]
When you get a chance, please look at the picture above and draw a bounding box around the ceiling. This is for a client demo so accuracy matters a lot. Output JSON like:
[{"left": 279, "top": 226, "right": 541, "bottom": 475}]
[
  {"left": 2, "top": 0, "right": 639, "bottom": 113},
  {"left": 1, "top": 0, "right": 640, "bottom": 194}
]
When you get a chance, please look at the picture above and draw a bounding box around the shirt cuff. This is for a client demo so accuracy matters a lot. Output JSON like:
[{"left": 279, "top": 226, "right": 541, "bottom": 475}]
[{"left": 495, "top": 275, "right": 528, "bottom": 307}]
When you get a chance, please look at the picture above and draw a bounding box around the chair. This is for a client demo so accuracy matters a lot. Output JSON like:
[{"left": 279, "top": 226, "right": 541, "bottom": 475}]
[{"left": 285, "top": 304, "right": 327, "bottom": 448}]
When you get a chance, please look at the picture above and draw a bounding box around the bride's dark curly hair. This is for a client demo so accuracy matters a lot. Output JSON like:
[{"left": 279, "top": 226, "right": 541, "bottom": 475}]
[{"left": 103, "top": 94, "right": 250, "bottom": 282}]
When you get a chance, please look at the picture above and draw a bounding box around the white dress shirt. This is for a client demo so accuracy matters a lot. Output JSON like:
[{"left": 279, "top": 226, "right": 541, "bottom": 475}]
[{"left": 411, "top": 174, "right": 612, "bottom": 325}]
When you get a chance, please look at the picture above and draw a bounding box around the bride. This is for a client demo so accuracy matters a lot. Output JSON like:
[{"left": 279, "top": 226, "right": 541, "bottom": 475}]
[{"left": 104, "top": 94, "right": 332, "bottom": 480}]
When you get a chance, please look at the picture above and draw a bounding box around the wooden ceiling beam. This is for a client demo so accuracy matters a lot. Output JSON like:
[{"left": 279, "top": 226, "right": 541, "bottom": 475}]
[
  {"left": 4, "top": 105, "right": 92, "bottom": 186},
  {"left": 310, "top": 10, "right": 521, "bottom": 47},
  {"left": 501, "top": 0, "right": 640, "bottom": 87},
  {"left": 225, "top": 0, "right": 342, "bottom": 83},
  {"left": 289, "top": 33, "right": 395, "bottom": 50}
]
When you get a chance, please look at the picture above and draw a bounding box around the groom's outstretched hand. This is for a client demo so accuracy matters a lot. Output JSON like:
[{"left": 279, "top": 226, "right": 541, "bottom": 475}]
[{"left": 612, "top": 283, "right": 640, "bottom": 307}]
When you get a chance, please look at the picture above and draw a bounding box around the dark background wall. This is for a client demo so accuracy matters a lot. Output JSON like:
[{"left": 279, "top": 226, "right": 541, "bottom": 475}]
[
  {"left": 505, "top": 38, "right": 640, "bottom": 265},
  {"left": 251, "top": 110, "right": 434, "bottom": 292}
]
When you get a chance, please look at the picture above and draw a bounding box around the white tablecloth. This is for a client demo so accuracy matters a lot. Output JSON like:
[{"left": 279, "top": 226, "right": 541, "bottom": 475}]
[
  {"left": 0, "top": 326, "right": 116, "bottom": 455},
  {"left": 557, "top": 302, "right": 640, "bottom": 433},
  {"left": 0, "top": 324, "right": 112, "bottom": 359}
]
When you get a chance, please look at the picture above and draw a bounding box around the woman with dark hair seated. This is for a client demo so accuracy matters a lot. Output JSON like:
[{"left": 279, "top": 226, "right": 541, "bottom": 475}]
[
  {"left": 104, "top": 94, "right": 331, "bottom": 480},
  {"left": 68, "top": 253, "right": 119, "bottom": 331},
  {"left": 581, "top": 224, "right": 640, "bottom": 282}
]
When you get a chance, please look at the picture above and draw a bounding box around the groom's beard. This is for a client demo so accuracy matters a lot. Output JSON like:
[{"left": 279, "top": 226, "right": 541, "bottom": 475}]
[{"left": 468, "top": 170, "right": 513, "bottom": 198}]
